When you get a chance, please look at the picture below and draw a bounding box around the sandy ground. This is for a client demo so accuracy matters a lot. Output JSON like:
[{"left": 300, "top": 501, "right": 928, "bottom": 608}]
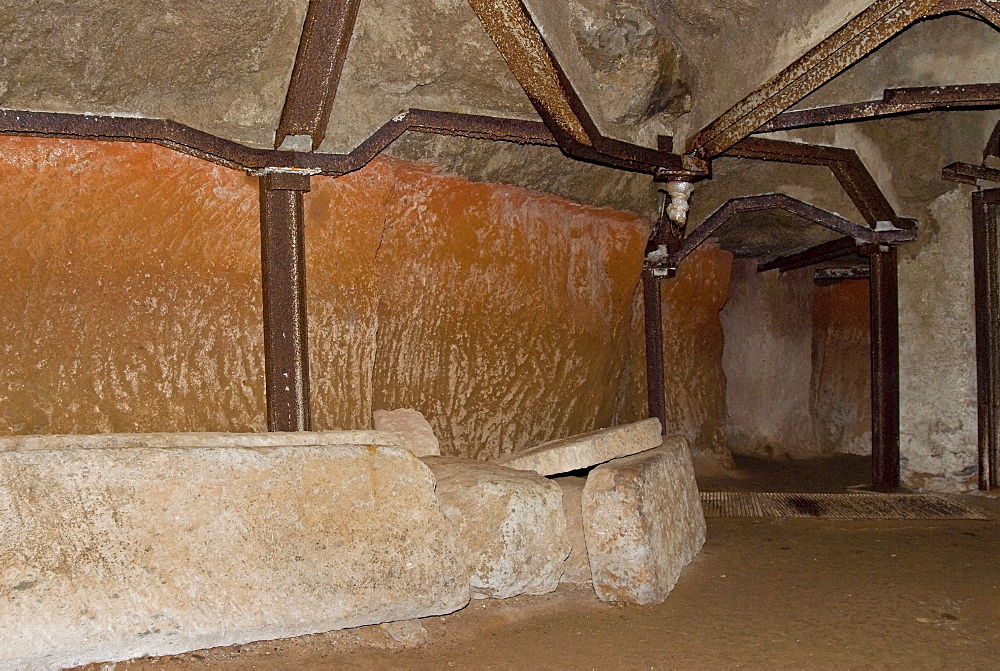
[{"left": 84, "top": 456, "right": 1000, "bottom": 670}]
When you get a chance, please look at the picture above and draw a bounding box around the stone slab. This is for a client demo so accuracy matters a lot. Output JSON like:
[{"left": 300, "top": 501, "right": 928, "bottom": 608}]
[
  {"left": 373, "top": 409, "right": 441, "bottom": 457},
  {"left": 0, "top": 430, "right": 401, "bottom": 452},
  {"left": 553, "top": 476, "right": 591, "bottom": 584},
  {"left": 582, "top": 436, "right": 706, "bottom": 605},
  {"left": 421, "top": 457, "right": 570, "bottom": 599},
  {"left": 0, "top": 445, "right": 471, "bottom": 670},
  {"left": 493, "top": 418, "right": 662, "bottom": 476}
]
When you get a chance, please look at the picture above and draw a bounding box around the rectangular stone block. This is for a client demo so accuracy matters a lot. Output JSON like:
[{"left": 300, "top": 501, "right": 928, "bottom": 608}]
[
  {"left": 0, "top": 444, "right": 471, "bottom": 669},
  {"left": 421, "top": 457, "right": 569, "bottom": 599},
  {"left": 553, "top": 476, "right": 591, "bottom": 584},
  {"left": 373, "top": 409, "right": 441, "bottom": 457},
  {"left": 582, "top": 436, "right": 706, "bottom": 605},
  {"left": 494, "top": 418, "right": 662, "bottom": 476},
  {"left": 0, "top": 430, "right": 401, "bottom": 452}
]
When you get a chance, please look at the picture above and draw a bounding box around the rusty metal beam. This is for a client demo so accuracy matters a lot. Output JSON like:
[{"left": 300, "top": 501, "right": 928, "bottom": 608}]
[
  {"left": 726, "top": 137, "right": 905, "bottom": 228},
  {"left": 814, "top": 266, "right": 871, "bottom": 282},
  {"left": 275, "top": 0, "right": 362, "bottom": 151},
  {"left": 658, "top": 193, "right": 913, "bottom": 272},
  {"left": 972, "top": 189, "right": 1000, "bottom": 490},
  {"left": 687, "top": 0, "right": 945, "bottom": 158},
  {"left": 259, "top": 171, "right": 313, "bottom": 432},
  {"left": 642, "top": 271, "right": 666, "bottom": 431},
  {"left": 985, "top": 120, "right": 1000, "bottom": 161},
  {"left": 868, "top": 245, "right": 901, "bottom": 490},
  {"left": 934, "top": 0, "right": 1000, "bottom": 27},
  {"left": 757, "top": 84, "right": 1000, "bottom": 133},
  {"left": 942, "top": 161, "right": 1000, "bottom": 185},
  {"left": 466, "top": 0, "right": 703, "bottom": 176},
  {"left": 687, "top": 0, "right": 1000, "bottom": 158},
  {"left": 757, "top": 236, "right": 860, "bottom": 273},
  {"left": 0, "top": 108, "right": 556, "bottom": 176}
]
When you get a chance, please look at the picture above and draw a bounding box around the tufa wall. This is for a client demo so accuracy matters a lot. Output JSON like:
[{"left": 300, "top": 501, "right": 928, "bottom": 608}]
[
  {"left": 812, "top": 279, "right": 871, "bottom": 456},
  {"left": 0, "top": 136, "right": 650, "bottom": 459}
]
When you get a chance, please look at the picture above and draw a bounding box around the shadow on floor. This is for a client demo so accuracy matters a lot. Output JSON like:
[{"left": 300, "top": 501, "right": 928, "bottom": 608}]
[{"left": 696, "top": 452, "right": 872, "bottom": 493}]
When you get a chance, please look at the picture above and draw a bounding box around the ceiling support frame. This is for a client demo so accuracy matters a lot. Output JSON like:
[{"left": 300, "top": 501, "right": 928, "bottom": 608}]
[
  {"left": 756, "top": 84, "right": 1000, "bottom": 133},
  {"left": 757, "top": 236, "right": 861, "bottom": 273},
  {"left": 275, "top": 0, "right": 362, "bottom": 151},
  {"left": 0, "top": 108, "right": 556, "bottom": 176},
  {"left": 687, "top": 0, "right": 1000, "bottom": 159},
  {"left": 466, "top": 0, "right": 703, "bottom": 176}
]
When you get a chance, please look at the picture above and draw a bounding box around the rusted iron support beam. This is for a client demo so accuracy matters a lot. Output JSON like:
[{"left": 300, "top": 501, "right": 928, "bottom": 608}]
[
  {"left": 757, "top": 236, "right": 860, "bottom": 273},
  {"left": 756, "top": 83, "right": 1000, "bottom": 133},
  {"left": 985, "top": 120, "right": 1000, "bottom": 161},
  {"left": 0, "top": 108, "right": 555, "bottom": 177},
  {"left": 726, "top": 137, "right": 906, "bottom": 228},
  {"left": 942, "top": 161, "right": 1000, "bottom": 185},
  {"left": 641, "top": 271, "right": 667, "bottom": 431},
  {"left": 933, "top": 0, "right": 1000, "bottom": 27},
  {"left": 814, "top": 266, "right": 871, "bottom": 283},
  {"left": 466, "top": 0, "right": 703, "bottom": 177},
  {"left": 868, "top": 245, "right": 901, "bottom": 490},
  {"left": 259, "top": 171, "right": 313, "bottom": 432},
  {"left": 973, "top": 189, "right": 1000, "bottom": 490},
  {"left": 687, "top": 0, "right": 945, "bottom": 158},
  {"left": 276, "top": 0, "right": 362, "bottom": 150},
  {"left": 654, "top": 193, "right": 914, "bottom": 273}
]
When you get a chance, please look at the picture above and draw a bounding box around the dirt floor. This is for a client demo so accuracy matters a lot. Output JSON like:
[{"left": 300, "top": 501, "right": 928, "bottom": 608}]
[{"left": 85, "top": 455, "right": 1000, "bottom": 670}]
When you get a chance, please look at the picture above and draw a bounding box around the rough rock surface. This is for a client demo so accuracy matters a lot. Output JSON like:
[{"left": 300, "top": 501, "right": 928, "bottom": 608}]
[
  {"left": 812, "top": 279, "right": 871, "bottom": 456},
  {"left": 659, "top": 244, "right": 734, "bottom": 464},
  {"left": 553, "top": 476, "right": 591, "bottom": 584},
  {"left": 0, "top": 444, "right": 471, "bottom": 669},
  {"left": 721, "top": 260, "right": 818, "bottom": 458},
  {"left": 0, "top": 430, "right": 400, "bottom": 452},
  {"left": 373, "top": 409, "right": 441, "bottom": 457},
  {"left": 0, "top": 0, "right": 306, "bottom": 148},
  {"left": 0, "top": 139, "right": 648, "bottom": 459},
  {"left": 370, "top": 160, "right": 648, "bottom": 460},
  {"left": 494, "top": 418, "right": 662, "bottom": 476},
  {"left": 421, "top": 456, "right": 570, "bottom": 599},
  {"left": 582, "top": 436, "right": 705, "bottom": 605}
]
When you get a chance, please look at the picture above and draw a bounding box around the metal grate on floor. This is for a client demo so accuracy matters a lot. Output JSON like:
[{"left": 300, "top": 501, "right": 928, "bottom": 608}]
[{"left": 701, "top": 492, "right": 990, "bottom": 520}]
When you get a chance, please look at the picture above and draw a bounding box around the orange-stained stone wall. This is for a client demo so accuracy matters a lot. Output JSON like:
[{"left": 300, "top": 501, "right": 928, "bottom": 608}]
[
  {"left": 659, "top": 245, "right": 734, "bottom": 462},
  {"left": 0, "top": 137, "right": 650, "bottom": 458},
  {"left": 0, "top": 137, "right": 266, "bottom": 435},
  {"left": 613, "top": 244, "right": 735, "bottom": 463},
  {"left": 811, "top": 279, "right": 871, "bottom": 455}
]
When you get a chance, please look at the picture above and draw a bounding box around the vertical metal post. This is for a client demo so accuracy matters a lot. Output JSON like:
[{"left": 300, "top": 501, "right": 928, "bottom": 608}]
[
  {"left": 642, "top": 270, "right": 667, "bottom": 433},
  {"left": 869, "top": 245, "right": 900, "bottom": 490},
  {"left": 258, "top": 171, "right": 312, "bottom": 432},
  {"left": 973, "top": 189, "right": 1000, "bottom": 490}
]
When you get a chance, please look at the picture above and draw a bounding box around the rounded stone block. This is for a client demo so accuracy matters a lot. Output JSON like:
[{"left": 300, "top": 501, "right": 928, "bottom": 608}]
[
  {"left": 373, "top": 408, "right": 442, "bottom": 457},
  {"left": 582, "top": 436, "right": 706, "bottom": 605},
  {"left": 421, "top": 457, "right": 571, "bottom": 599},
  {"left": 0, "top": 444, "right": 471, "bottom": 669}
]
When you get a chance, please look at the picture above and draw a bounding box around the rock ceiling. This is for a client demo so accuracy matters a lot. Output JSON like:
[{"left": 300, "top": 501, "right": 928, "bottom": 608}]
[{"left": 1, "top": 0, "right": 999, "bottom": 261}]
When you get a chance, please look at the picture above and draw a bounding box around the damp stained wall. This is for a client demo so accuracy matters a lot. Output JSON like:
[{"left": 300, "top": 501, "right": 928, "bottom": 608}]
[
  {"left": 811, "top": 279, "right": 871, "bottom": 456},
  {"left": 721, "top": 260, "right": 817, "bottom": 458},
  {"left": 657, "top": 244, "right": 734, "bottom": 463},
  {"left": 0, "top": 136, "right": 649, "bottom": 460}
]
